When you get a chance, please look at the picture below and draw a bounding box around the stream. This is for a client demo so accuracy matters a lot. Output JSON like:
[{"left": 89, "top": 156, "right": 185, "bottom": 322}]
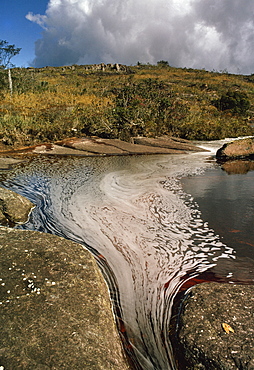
[{"left": 0, "top": 139, "right": 249, "bottom": 369}]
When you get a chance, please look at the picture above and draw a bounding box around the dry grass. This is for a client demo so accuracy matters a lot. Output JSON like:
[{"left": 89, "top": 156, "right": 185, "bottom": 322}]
[{"left": 0, "top": 63, "right": 253, "bottom": 147}]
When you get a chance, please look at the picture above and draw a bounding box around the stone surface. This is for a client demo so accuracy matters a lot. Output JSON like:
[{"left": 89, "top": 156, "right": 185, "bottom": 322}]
[
  {"left": 177, "top": 282, "right": 254, "bottom": 369},
  {"left": 216, "top": 137, "right": 254, "bottom": 160},
  {"left": 0, "top": 187, "right": 34, "bottom": 226},
  {"left": 0, "top": 136, "right": 205, "bottom": 158},
  {"left": 57, "top": 137, "right": 188, "bottom": 155},
  {"left": 0, "top": 227, "right": 130, "bottom": 370}
]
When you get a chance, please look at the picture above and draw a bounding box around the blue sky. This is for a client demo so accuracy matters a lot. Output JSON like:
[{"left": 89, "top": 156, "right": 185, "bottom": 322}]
[
  {"left": 1, "top": 0, "right": 48, "bottom": 67},
  {"left": 1, "top": 0, "right": 254, "bottom": 74}
]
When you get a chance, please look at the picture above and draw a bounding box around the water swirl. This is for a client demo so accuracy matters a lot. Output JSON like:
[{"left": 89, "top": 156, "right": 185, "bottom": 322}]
[{"left": 1, "top": 150, "right": 235, "bottom": 369}]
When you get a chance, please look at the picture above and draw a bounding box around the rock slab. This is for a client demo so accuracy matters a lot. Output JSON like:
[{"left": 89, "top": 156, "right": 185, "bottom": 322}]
[
  {"left": 0, "top": 136, "right": 205, "bottom": 158},
  {"left": 178, "top": 282, "right": 254, "bottom": 369},
  {"left": 0, "top": 227, "right": 130, "bottom": 370}
]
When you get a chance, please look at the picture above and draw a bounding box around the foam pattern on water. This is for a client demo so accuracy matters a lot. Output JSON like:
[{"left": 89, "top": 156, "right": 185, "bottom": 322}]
[{"left": 1, "top": 150, "right": 235, "bottom": 369}]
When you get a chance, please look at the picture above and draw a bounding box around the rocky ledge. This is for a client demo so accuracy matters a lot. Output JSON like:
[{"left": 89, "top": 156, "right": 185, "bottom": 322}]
[
  {"left": 177, "top": 282, "right": 254, "bottom": 369},
  {"left": 0, "top": 188, "right": 130, "bottom": 369},
  {"left": 0, "top": 136, "right": 205, "bottom": 162},
  {"left": 216, "top": 137, "right": 254, "bottom": 161}
]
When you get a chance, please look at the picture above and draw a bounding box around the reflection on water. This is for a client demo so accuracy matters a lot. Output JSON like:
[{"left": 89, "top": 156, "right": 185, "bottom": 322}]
[
  {"left": 0, "top": 150, "right": 238, "bottom": 369},
  {"left": 221, "top": 159, "right": 254, "bottom": 174},
  {"left": 181, "top": 162, "right": 254, "bottom": 261}
]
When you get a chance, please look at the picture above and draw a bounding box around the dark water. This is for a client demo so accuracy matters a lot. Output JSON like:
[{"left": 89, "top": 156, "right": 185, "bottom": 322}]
[
  {"left": 182, "top": 167, "right": 254, "bottom": 258},
  {"left": 180, "top": 164, "right": 254, "bottom": 287},
  {"left": 0, "top": 143, "right": 253, "bottom": 369}
]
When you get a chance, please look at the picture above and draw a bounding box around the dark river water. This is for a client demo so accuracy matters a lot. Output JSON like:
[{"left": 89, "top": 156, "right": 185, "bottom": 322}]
[{"left": 0, "top": 139, "right": 253, "bottom": 369}]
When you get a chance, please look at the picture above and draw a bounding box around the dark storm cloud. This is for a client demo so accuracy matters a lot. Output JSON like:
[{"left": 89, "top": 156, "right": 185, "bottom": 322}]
[{"left": 26, "top": 0, "right": 254, "bottom": 74}]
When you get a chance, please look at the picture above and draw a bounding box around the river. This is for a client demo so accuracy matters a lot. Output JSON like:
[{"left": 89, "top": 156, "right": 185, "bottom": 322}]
[{"left": 0, "top": 139, "right": 252, "bottom": 369}]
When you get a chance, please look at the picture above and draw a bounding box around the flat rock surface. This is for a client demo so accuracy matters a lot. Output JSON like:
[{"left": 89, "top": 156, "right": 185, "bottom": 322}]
[
  {"left": 133, "top": 136, "right": 205, "bottom": 151},
  {"left": 178, "top": 282, "right": 254, "bottom": 369},
  {"left": 0, "top": 227, "right": 130, "bottom": 370},
  {"left": 0, "top": 136, "right": 205, "bottom": 158},
  {"left": 57, "top": 137, "right": 187, "bottom": 154}
]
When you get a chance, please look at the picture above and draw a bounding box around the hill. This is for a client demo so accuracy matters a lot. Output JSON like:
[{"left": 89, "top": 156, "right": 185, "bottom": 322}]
[{"left": 0, "top": 63, "right": 253, "bottom": 149}]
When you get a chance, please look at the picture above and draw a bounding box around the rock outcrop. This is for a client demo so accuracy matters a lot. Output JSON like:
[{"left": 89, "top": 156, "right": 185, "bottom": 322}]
[
  {"left": 0, "top": 190, "right": 130, "bottom": 369},
  {"left": 0, "top": 187, "right": 34, "bottom": 226},
  {"left": 177, "top": 282, "right": 254, "bottom": 369},
  {"left": 216, "top": 137, "right": 254, "bottom": 160}
]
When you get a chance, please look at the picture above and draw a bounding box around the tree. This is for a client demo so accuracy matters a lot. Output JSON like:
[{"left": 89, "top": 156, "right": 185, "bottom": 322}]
[
  {"left": 0, "top": 40, "right": 21, "bottom": 95},
  {"left": 0, "top": 40, "right": 21, "bottom": 69}
]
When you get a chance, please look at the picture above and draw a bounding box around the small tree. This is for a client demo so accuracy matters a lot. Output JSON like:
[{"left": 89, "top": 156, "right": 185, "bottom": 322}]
[{"left": 0, "top": 40, "right": 21, "bottom": 95}]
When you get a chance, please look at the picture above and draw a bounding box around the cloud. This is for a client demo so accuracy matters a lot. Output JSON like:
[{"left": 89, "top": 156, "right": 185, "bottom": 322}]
[
  {"left": 27, "top": 0, "right": 254, "bottom": 74},
  {"left": 26, "top": 12, "right": 48, "bottom": 29}
]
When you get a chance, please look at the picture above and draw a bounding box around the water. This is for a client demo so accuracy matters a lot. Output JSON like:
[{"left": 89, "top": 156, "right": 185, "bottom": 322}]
[
  {"left": 181, "top": 162, "right": 254, "bottom": 286},
  {"left": 0, "top": 140, "right": 251, "bottom": 369}
]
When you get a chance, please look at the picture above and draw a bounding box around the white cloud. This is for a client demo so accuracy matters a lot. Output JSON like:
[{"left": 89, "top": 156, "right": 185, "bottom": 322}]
[
  {"left": 27, "top": 0, "right": 254, "bottom": 74},
  {"left": 26, "top": 12, "right": 47, "bottom": 29}
]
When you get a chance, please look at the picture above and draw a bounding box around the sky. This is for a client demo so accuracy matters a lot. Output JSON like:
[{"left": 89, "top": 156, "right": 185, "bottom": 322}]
[{"left": 1, "top": 0, "right": 254, "bottom": 74}]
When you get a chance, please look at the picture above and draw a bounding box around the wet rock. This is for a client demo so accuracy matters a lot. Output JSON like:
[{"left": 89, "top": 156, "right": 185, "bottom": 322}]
[
  {"left": 216, "top": 137, "right": 254, "bottom": 161},
  {"left": 0, "top": 187, "right": 34, "bottom": 226},
  {"left": 0, "top": 227, "right": 130, "bottom": 370},
  {"left": 177, "top": 282, "right": 254, "bottom": 369}
]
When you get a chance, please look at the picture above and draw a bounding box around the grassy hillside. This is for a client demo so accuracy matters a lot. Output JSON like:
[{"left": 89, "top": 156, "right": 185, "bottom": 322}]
[{"left": 0, "top": 63, "right": 253, "bottom": 148}]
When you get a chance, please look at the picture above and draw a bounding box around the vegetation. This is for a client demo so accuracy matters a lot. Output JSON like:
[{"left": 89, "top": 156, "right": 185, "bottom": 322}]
[
  {"left": 213, "top": 90, "right": 250, "bottom": 115},
  {"left": 0, "top": 62, "right": 253, "bottom": 148}
]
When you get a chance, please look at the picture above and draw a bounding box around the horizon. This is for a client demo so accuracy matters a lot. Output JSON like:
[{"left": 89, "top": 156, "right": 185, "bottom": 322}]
[
  {"left": 1, "top": 0, "right": 254, "bottom": 75},
  {"left": 9, "top": 62, "right": 252, "bottom": 77}
]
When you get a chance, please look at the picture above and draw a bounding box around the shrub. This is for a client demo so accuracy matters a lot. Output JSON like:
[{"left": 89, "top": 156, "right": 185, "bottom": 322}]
[
  {"left": 214, "top": 90, "right": 250, "bottom": 115},
  {"left": 157, "top": 60, "right": 169, "bottom": 68}
]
